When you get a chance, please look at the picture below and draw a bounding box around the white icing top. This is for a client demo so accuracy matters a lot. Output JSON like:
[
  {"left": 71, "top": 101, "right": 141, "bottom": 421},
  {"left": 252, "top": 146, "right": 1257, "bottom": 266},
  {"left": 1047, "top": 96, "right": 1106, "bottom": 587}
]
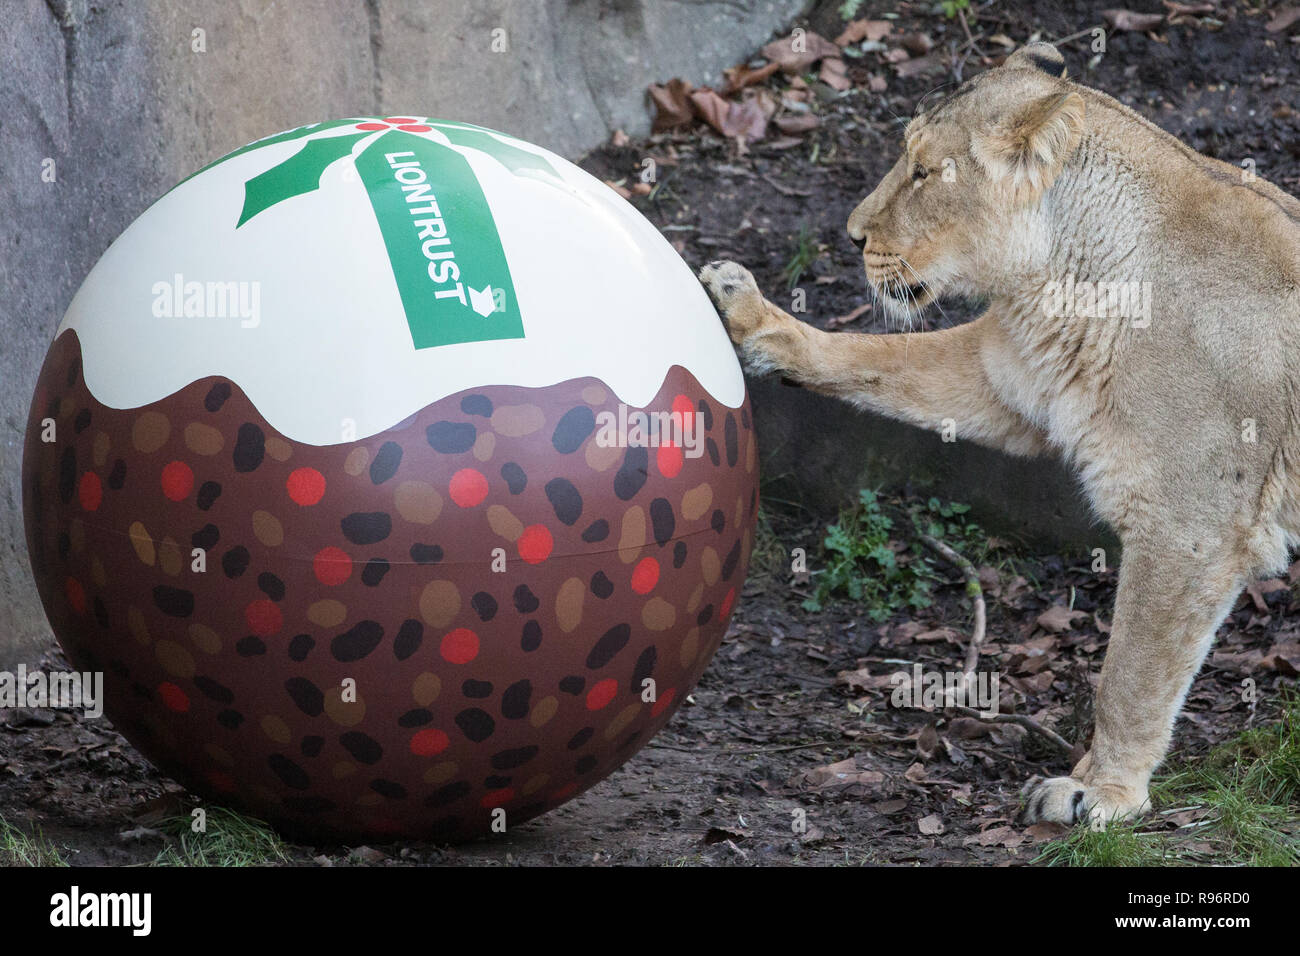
[{"left": 57, "top": 119, "right": 745, "bottom": 445}]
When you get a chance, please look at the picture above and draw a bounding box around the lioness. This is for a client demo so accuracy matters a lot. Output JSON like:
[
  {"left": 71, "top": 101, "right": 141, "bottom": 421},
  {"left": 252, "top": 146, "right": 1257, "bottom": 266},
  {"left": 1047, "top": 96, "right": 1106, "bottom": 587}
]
[{"left": 700, "top": 41, "right": 1300, "bottom": 826}]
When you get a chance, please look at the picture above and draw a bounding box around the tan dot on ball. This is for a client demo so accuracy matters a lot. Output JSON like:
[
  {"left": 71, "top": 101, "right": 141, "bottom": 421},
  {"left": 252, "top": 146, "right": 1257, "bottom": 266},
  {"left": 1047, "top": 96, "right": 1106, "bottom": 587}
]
[
  {"left": 682, "top": 483, "right": 713, "bottom": 522},
  {"left": 521, "top": 773, "right": 551, "bottom": 796},
  {"left": 252, "top": 510, "right": 284, "bottom": 546},
  {"left": 582, "top": 385, "right": 607, "bottom": 405},
  {"left": 159, "top": 537, "right": 183, "bottom": 577},
  {"left": 555, "top": 577, "right": 585, "bottom": 633},
  {"left": 205, "top": 744, "right": 235, "bottom": 768},
  {"left": 412, "top": 672, "right": 442, "bottom": 706},
  {"left": 183, "top": 422, "right": 225, "bottom": 455},
  {"left": 419, "top": 580, "right": 460, "bottom": 627},
  {"left": 618, "top": 506, "right": 645, "bottom": 563},
  {"left": 423, "top": 761, "right": 458, "bottom": 785},
  {"left": 57, "top": 396, "right": 75, "bottom": 420},
  {"left": 332, "top": 762, "right": 357, "bottom": 779},
  {"left": 90, "top": 556, "right": 107, "bottom": 587},
  {"left": 735, "top": 494, "right": 744, "bottom": 528},
  {"left": 746, "top": 435, "right": 756, "bottom": 473},
  {"left": 92, "top": 431, "right": 111, "bottom": 468},
  {"left": 686, "top": 582, "right": 704, "bottom": 614},
  {"left": 325, "top": 687, "right": 366, "bottom": 726},
  {"left": 472, "top": 431, "right": 495, "bottom": 462},
  {"left": 529, "top": 696, "right": 559, "bottom": 728},
  {"left": 308, "top": 599, "right": 347, "bottom": 628},
  {"left": 264, "top": 436, "right": 292, "bottom": 462},
  {"left": 155, "top": 640, "right": 196, "bottom": 678},
  {"left": 343, "top": 447, "right": 370, "bottom": 476},
  {"left": 128, "top": 521, "right": 156, "bottom": 566},
  {"left": 68, "top": 518, "right": 84, "bottom": 554},
  {"left": 585, "top": 439, "right": 622, "bottom": 473},
  {"left": 642, "top": 597, "right": 677, "bottom": 631},
  {"left": 491, "top": 404, "right": 545, "bottom": 437},
  {"left": 603, "top": 702, "right": 642, "bottom": 741},
  {"left": 701, "top": 546, "right": 721, "bottom": 585},
  {"left": 487, "top": 504, "right": 523, "bottom": 542},
  {"left": 679, "top": 627, "right": 700, "bottom": 669},
  {"left": 189, "top": 622, "right": 221, "bottom": 654},
  {"left": 394, "top": 481, "right": 442, "bottom": 524},
  {"left": 132, "top": 411, "right": 170, "bottom": 453},
  {"left": 260, "top": 715, "right": 291, "bottom": 745},
  {"left": 128, "top": 606, "right": 151, "bottom": 646}
]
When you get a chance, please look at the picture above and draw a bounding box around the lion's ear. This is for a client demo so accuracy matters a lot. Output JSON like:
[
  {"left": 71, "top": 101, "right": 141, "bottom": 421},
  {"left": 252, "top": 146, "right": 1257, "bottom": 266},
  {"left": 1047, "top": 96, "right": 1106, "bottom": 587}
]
[
  {"left": 1005, "top": 41, "right": 1067, "bottom": 78},
  {"left": 971, "top": 90, "right": 1085, "bottom": 201}
]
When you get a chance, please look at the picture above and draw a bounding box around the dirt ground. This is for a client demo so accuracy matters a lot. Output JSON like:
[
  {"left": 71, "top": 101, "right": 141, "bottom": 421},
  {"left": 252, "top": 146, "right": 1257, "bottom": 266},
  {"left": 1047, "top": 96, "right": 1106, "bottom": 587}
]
[{"left": 4, "top": 0, "right": 1300, "bottom": 865}]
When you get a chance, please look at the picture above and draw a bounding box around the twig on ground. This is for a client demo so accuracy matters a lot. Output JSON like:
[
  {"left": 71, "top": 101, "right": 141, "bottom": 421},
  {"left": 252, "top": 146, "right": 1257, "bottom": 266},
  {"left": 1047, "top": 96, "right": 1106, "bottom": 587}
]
[
  {"left": 916, "top": 531, "right": 987, "bottom": 681},
  {"left": 949, "top": 705, "right": 1074, "bottom": 754}
]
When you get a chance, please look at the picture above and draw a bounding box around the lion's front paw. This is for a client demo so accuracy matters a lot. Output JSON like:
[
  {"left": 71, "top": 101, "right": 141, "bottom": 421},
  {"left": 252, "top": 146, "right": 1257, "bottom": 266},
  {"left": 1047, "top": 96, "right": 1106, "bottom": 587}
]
[
  {"left": 1020, "top": 775, "right": 1150, "bottom": 829},
  {"left": 698, "top": 260, "right": 765, "bottom": 345}
]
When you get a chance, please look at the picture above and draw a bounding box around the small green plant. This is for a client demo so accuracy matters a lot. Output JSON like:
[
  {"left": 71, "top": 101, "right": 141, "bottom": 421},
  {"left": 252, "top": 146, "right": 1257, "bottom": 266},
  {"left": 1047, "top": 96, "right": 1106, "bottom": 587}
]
[
  {"left": 780, "top": 224, "right": 819, "bottom": 290},
  {"left": 152, "top": 807, "right": 290, "bottom": 867},
  {"left": 0, "top": 817, "right": 67, "bottom": 866},
  {"left": 838, "top": 0, "right": 865, "bottom": 20},
  {"left": 911, "top": 496, "right": 987, "bottom": 563},
  {"left": 940, "top": 0, "right": 971, "bottom": 18},
  {"left": 803, "top": 489, "right": 934, "bottom": 619}
]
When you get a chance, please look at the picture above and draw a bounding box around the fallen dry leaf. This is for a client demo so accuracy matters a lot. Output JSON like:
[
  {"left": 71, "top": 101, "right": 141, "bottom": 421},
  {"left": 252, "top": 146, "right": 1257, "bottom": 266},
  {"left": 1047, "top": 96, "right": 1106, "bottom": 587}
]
[
  {"left": 918, "top": 813, "right": 945, "bottom": 835},
  {"left": 1036, "top": 604, "right": 1089, "bottom": 633},
  {"left": 826, "top": 302, "right": 872, "bottom": 328},
  {"left": 647, "top": 78, "right": 694, "bottom": 132},
  {"left": 721, "top": 60, "right": 782, "bottom": 95},
  {"left": 819, "top": 58, "right": 851, "bottom": 92},
  {"left": 835, "top": 19, "right": 892, "bottom": 46},
  {"left": 773, "top": 112, "right": 820, "bottom": 135},
  {"left": 1267, "top": 7, "right": 1300, "bottom": 33},
  {"left": 762, "top": 30, "right": 841, "bottom": 73}
]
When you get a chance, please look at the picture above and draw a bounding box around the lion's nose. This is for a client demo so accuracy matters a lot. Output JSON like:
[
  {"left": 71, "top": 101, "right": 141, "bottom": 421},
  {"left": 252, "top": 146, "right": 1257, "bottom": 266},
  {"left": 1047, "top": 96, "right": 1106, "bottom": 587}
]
[{"left": 850, "top": 232, "right": 866, "bottom": 251}]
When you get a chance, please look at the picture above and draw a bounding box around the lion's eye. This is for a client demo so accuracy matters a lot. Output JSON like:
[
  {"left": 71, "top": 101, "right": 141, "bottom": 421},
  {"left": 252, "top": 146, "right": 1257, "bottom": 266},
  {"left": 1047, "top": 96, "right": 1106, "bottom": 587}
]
[{"left": 911, "top": 163, "right": 928, "bottom": 183}]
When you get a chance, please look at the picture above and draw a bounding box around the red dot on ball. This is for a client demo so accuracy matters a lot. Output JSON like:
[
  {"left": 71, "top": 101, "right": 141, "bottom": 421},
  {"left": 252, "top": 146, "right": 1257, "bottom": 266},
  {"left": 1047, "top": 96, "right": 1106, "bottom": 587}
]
[
  {"left": 77, "top": 472, "right": 103, "bottom": 511},
  {"left": 64, "top": 577, "right": 86, "bottom": 615},
  {"left": 244, "top": 599, "right": 282, "bottom": 637},
  {"left": 586, "top": 678, "right": 618, "bottom": 711},
  {"left": 397, "top": 124, "right": 432, "bottom": 133},
  {"left": 480, "top": 787, "right": 515, "bottom": 809},
  {"left": 410, "top": 728, "right": 450, "bottom": 757},
  {"left": 448, "top": 468, "right": 489, "bottom": 507},
  {"left": 517, "top": 524, "right": 553, "bottom": 564},
  {"left": 721, "top": 586, "right": 737, "bottom": 618},
  {"left": 672, "top": 393, "right": 696, "bottom": 429},
  {"left": 440, "top": 627, "right": 479, "bottom": 664},
  {"left": 355, "top": 122, "right": 388, "bottom": 130},
  {"left": 286, "top": 467, "right": 326, "bottom": 505},
  {"left": 312, "top": 546, "right": 352, "bottom": 586},
  {"left": 630, "top": 557, "right": 659, "bottom": 594},
  {"left": 385, "top": 117, "right": 418, "bottom": 124},
  {"left": 651, "top": 687, "right": 677, "bottom": 717},
  {"left": 158, "top": 682, "right": 190, "bottom": 712},
  {"left": 656, "top": 441, "right": 684, "bottom": 478},
  {"left": 160, "top": 461, "right": 193, "bottom": 501}
]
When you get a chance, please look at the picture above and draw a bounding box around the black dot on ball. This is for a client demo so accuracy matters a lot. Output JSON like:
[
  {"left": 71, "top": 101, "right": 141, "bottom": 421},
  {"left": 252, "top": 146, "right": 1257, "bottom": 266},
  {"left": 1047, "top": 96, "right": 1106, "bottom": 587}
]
[
  {"left": 501, "top": 679, "right": 532, "bottom": 720},
  {"left": 331, "top": 620, "right": 384, "bottom": 663},
  {"left": 575, "top": 755, "right": 598, "bottom": 774},
  {"left": 196, "top": 481, "right": 222, "bottom": 510},
  {"left": 370, "top": 779, "right": 407, "bottom": 800},
  {"left": 545, "top": 477, "right": 583, "bottom": 526},
  {"left": 471, "top": 591, "right": 498, "bottom": 622},
  {"left": 484, "top": 775, "right": 512, "bottom": 790},
  {"left": 425, "top": 781, "right": 470, "bottom": 808},
  {"left": 221, "top": 546, "right": 250, "bottom": 579},
  {"left": 92, "top": 597, "right": 109, "bottom": 629},
  {"left": 426, "top": 420, "right": 477, "bottom": 453},
  {"left": 614, "top": 446, "right": 649, "bottom": 501},
  {"left": 216, "top": 709, "right": 244, "bottom": 730},
  {"left": 590, "top": 570, "right": 614, "bottom": 599},
  {"left": 369, "top": 441, "right": 403, "bottom": 485},
  {"left": 706, "top": 437, "right": 720, "bottom": 467},
  {"left": 204, "top": 382, "right": 232, "bottom": 412},
  {"left": 398, "top": 708, "right": 433, "bottom": 727},
  {"left": 236, "top": 635, "right": 266, "bottom": 656},
  {"left": 288, "top": 634, "right": 315, "bottom": 662},
  {"left": 256, "top": 571, "right": 284, "bottom": 601},
  {"left": 552, "top": 406, "right": 596, "bottom": 453},
  {"left": 520, "top": 620, "right": 542, "bottom": 652},
  {"left": 512, "top": 584, "right": 539, "bottom": 614},
  {"left": 559, "top": 675, "right": 585, "bottom": 695},
  {"left": 339, "top": 731, "right": 383, "bottom": 765},
  {"left": 567, "top": 727, "right": 594, "bottom": 750},
  {"left": 461, "top": 394, "right": 493, "bottom": 417},
  {"left": 462, "top": 679, "right": 493, "bottom": 699},
  {"left": 501, "top": 461, "right": 527, "bottom": 494},
  {"left": 722, "top": 538, "right": 742, "bottom": 580},
  {"left": 673, "top": 541, "right": 688, "bottom": 568},
  {"left": 73, "top": 408, "right": 91, "bottom": 433},
  {"left": 711, "top": 509, "right": 726, "bottom": 534},
  {"left": 631, "top": 645, "right": 657, "bottom": 693},
  {"left": 301, "top": 735, "right": 324, "bottom": 758},
  {"left": 491, "top": 746, "right": 539, "bottom": 770},
  {"left": 152, "top": 585, "right": 194, "bottom": 618},
  {"left": 698, "top": 398, "right": 713, "bottom": 431},
  {"left": 268, "top": 753, "right": 310, "bottom": 790},
  {"left": 107, "top": 459, "right": 127, "bottom": 490},
  {"left": 650, "top": 497, "right": 675, "bottom": 546},
  {"left": 586, "top": 623, "right": 630, "bottom": 670},
  {"left": 410, "top": 543, "right": 443, "bottom": 564},
  {"left": 285, "top": 677, "right": 324, "bottom": 716},
  {"left": 341, "top": 512, "right": 391, "bottom": 545},
  {"left": 232, "top": 423, "right": 265, "bottom": 473},
  {"left": 725, "top": 412, "right": 739, "bottom": 466},
  {"left": 361, "top": 558, "right": 390, "bottom": 586},
  {"left": 581, "top": 519, "right": 609, "bottom": 543},
  {"left": 393, "top": 619, "right": 423, "bottom": 660},
  {"left": 455, "top": 708, "right": 495, "bottom": 743},
  {"left": 193, "top": 675, "right": 235, "bottom": 704},
  {"left": 58, "top": 448, "right": 76, "bottom": 503},
  {"left": 697, "top": 604, "right": 714, "bottom": 625}
]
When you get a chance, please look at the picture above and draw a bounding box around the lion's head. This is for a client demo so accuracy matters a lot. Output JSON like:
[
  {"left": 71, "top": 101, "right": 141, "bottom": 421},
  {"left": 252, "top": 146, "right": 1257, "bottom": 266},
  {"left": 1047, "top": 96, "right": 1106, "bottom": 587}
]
[{"left": 848, "top": 42, "right": 1087, "bottom": 320}]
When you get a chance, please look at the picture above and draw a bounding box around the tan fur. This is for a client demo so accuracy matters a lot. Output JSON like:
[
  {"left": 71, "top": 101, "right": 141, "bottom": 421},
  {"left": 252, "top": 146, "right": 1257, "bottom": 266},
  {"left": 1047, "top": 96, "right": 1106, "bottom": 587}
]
[{"left": 699, "top": 42, "right": 1300, "bottom": 826}]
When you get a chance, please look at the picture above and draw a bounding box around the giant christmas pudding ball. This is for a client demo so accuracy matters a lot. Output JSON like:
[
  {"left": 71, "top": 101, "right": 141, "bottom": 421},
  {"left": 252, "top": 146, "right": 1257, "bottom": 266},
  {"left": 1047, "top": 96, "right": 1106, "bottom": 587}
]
[{"left": 22, "top": 117, "right": 757, "bottom": 841}]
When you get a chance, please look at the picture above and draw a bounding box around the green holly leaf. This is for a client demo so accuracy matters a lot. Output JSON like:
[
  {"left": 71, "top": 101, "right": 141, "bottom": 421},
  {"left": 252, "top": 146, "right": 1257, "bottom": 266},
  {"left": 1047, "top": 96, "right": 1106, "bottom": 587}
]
[
  {"left": 237, "top": 131, "right": 370, "bottom": 227},
  {"left": 430, "top": 122, "right": 563, "bottom": 184}
]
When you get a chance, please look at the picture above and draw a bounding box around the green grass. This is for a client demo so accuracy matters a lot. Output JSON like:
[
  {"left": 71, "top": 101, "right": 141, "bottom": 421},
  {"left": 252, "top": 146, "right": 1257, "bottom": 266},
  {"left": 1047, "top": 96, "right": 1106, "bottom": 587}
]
[
  {"left": 780, "top": 224, "right": 820, "bottom": 290},
  {"left": 1036, "top": 699, "right": 1300, "bottom": 866},
  {"left": 0, "top": 817, "right": 68, "bottom": 867},
  {"left": 152, "top": 807, "right": 291, "bottom": 867}
]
